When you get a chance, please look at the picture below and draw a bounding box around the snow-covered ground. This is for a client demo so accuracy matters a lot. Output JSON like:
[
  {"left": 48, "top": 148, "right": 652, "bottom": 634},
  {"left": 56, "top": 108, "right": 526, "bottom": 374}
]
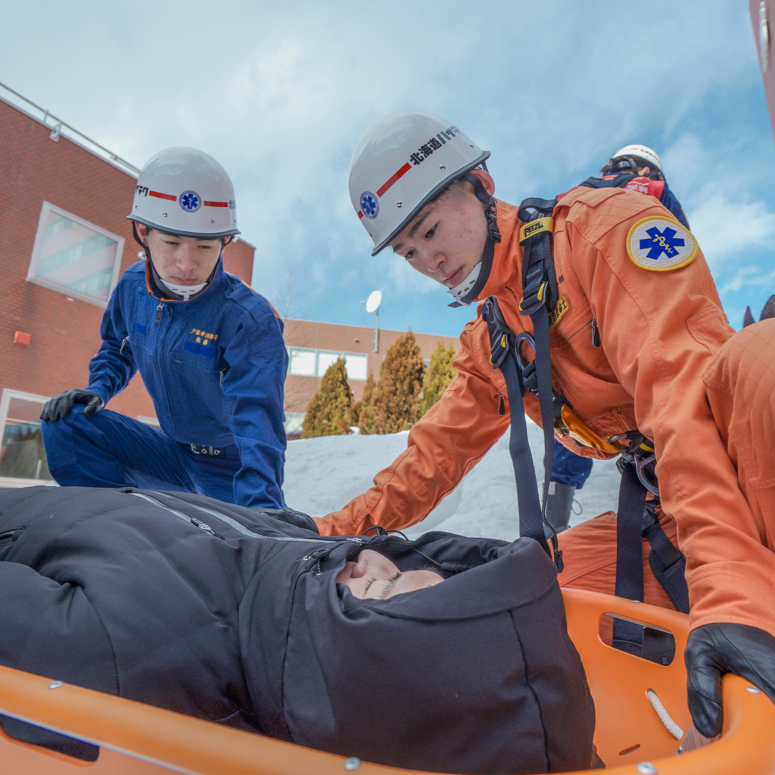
[{"left": 284, "top": 420, "right": 621, "bottom": 541}]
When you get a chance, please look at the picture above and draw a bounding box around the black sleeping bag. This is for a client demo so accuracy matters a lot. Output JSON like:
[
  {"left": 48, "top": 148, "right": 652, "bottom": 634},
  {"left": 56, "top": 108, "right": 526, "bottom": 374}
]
[{"left": 0, "top": 486, "right": 595, "bottom": 773}]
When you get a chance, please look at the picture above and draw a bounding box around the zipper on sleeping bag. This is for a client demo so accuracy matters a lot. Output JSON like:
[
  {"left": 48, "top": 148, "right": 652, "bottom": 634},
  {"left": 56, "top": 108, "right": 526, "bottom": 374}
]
[
  {"left": 146, "top": 491, "right": 360, "bottom": 547},
  {"left": 127, "top": 492, "right": 221, "bottom": 537}
]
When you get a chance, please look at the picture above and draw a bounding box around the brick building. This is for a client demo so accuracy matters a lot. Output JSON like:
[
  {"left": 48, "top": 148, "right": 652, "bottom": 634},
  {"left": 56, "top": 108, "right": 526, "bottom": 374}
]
[
  {"left": 0, "top": 85, "right": 459, "bottom": 484},
  {"left": 282, "top": 317, "right": 458, "bottom": 435},
  {"left": 0, "top": 89, "right": 254, "bottom": 486}
]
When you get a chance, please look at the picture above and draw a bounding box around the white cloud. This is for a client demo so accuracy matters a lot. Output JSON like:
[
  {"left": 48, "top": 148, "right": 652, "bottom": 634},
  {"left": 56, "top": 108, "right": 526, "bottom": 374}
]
[
  {"left": 1, "top": 0, "right": 771, "bottom": 335},
  {"left": 690, "top": 194, "right": 775, "bottom": 269}
]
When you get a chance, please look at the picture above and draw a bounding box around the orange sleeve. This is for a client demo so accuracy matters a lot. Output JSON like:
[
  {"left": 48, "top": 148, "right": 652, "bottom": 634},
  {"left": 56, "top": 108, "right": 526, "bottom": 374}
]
[
  {"left": 562, "top": 191, "right": 775, "bottom": 637},
  {"left": 315, "top": 315, "right": 510, "bottom": 536}
]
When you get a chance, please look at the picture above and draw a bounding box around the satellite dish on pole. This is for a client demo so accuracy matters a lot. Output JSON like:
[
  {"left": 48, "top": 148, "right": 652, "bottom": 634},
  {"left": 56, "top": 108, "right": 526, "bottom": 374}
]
[
  {"left": 365, "top": 290, "right": 382, "bottom": 352},
  {"left": 365, "top": 290, "right": 382, "bottom": 314}
]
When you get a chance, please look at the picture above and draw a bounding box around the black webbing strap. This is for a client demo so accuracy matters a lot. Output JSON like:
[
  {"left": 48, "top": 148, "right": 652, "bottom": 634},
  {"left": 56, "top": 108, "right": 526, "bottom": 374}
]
[
  {"left": 517, "top": 198, "right": 562, "bottom": 570},
  {"left": 644, "top": 504, "right": 690, "bottom": 614},
  {"left": 578, "top": 173, "right": 636, "bottom": 191},
  {"left": 613, "top": 461, "right": 690, "bottom": 660},
  {"left": 613, "top": 461, "right": 648, "bottom": 655},
  {"left": 482, "top": 299, "right": 550, "bottom": 557}
]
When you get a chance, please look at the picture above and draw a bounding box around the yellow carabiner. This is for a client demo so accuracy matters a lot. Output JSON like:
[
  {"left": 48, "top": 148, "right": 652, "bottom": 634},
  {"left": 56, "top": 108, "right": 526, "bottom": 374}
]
[{"left": 555, "top": 404, "right": 620, "bottom": 454}]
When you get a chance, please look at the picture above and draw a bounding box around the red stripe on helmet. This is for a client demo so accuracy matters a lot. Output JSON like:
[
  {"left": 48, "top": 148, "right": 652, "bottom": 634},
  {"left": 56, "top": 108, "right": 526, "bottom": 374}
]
[
  {"left": 149, "top": 190, "right": 177, "bottom": 201},
  {"left": 377, "top": 162, "right": 411, "bottom": 198},
  {"left": 204, "top": 201, "right": 229, "bottom": 207},
  {"left": 358, "top": 211, "right": 364, "bottom": 219}
]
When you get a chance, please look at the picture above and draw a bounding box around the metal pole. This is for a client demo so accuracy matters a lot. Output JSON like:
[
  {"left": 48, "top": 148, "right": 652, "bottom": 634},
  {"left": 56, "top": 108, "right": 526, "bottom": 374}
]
[{"left": 374, "top": 308, "right": 379, "bottom": 353}]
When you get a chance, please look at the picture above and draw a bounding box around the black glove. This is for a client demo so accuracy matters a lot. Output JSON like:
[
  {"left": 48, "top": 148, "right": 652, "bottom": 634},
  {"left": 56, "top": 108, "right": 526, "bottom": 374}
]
[
  {"left": 40, "top": 390, "right": 104, "bottom": 422},
  {"left": 685, "top": 622, "right": 775, "bottom": 737}
]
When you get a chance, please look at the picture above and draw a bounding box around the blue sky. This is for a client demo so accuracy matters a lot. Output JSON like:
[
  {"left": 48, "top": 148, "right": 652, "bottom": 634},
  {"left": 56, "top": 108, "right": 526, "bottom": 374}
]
[{"left": 2, "top": 0, "right": 774, "bottom": 336}]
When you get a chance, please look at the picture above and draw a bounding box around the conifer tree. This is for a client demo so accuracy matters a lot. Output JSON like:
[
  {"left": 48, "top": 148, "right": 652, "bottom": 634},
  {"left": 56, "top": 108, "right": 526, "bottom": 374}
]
[
  {"left": 370, "top": 332, "right": 426, "bottom": 434},
  {"left": 419, "top": 341, "right": 457, "bottom": 415},
  {"left": 350, "top": 370, "right": 377, "bottom": 434},
  {"left": 301, "top": 358, "right": 354, "bottom": 438}
]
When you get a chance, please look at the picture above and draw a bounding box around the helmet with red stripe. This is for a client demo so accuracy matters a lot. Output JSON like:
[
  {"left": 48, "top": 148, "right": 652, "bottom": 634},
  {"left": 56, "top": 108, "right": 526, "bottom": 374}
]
[
  {"left": 128, "top": 147, "right": 239, "bottom": 238},
  {"left": 349, "top": 111, "right": 489, "bottom": 255}
]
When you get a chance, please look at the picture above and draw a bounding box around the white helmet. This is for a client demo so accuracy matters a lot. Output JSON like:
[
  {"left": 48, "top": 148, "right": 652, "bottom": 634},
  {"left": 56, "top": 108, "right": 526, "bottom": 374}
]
[
  {"left": 610, "top": 144, "right": 663, "bottom": 173},
  {"left": 128, "top": 147, "right": 239, "bottom": 238},
  {"left": 349, "top": 111, "right": 490, "bottom": 255}
]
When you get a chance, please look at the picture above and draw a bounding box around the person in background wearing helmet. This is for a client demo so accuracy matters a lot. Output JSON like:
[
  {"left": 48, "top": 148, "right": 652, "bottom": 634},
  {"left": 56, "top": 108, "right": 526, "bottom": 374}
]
[
  {"left": 316, "top": 110, "right": 775, "bottom": 739},
  {"left": 40, "top": 148, "right": 288, "bottom": 509},
  {"left": 545, "top": 143, "right": 689, "bottom": 533},
  {"left": 568, "top": 144, "right": 690, "bottom": 228}
]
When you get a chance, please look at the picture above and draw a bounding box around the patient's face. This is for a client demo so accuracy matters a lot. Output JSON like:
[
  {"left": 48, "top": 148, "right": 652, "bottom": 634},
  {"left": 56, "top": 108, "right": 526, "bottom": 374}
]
[{"left": 336, "top": 549, "right": 444, "bottom": 599}]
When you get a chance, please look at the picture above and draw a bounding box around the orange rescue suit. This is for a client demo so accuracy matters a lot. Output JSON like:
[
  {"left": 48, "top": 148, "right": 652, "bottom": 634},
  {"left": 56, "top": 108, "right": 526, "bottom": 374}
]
[{"left": 317, "top": 186, "right": 775, "bottom": 640}]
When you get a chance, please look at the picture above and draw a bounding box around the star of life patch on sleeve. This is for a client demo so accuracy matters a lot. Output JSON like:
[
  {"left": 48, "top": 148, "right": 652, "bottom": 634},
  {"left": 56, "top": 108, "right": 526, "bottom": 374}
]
[{"left": 626, "top": 216, "right": 698, "bottom": 272}]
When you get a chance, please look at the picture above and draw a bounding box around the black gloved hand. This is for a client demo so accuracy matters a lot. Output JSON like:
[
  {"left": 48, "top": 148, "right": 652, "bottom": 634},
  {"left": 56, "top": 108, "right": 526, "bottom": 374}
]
[
  {"left": 685, "top": 622, "right": 775, "bottom": 738},
  {"left": 40, "top": 389, "right": 104, "bottom": 422}
]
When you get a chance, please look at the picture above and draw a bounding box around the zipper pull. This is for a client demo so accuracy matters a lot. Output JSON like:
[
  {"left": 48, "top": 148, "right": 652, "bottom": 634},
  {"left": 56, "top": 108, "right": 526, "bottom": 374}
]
[
  {"left": 220, "top": 369, "right": 225, "bottom": 387},
  {"left": 591, "top": 318, "right": 601, "bottom": 348},
  {"left": 155, "top": 302, "right": 164, "bottom": 322},
  {"left": 190, "top": 518, "right": 216, "bottom": 536},
  {"left": 120, "top": 336, "right": 129, "bottom": 354},
  {"left": 498, "top": 393, "right": 505, "bottom": 416},
  {"left": 303, "top": 545, "right": 337, "bottom": 575}
]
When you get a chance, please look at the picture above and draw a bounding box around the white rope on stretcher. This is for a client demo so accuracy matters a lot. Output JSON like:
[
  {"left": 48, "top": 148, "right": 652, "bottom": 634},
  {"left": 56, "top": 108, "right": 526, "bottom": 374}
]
[{"left": 646, "top": 689, "right": 684, "bottom": 740}]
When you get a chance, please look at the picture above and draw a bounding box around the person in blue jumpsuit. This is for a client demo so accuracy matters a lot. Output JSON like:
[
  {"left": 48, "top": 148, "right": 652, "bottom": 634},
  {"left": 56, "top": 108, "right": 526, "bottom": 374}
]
[
  {"left": 40, "top": 147, "right": 287, "bottom": 509},
  {"left": 546, "top": 143, "right": 690, "bottom": 532}
]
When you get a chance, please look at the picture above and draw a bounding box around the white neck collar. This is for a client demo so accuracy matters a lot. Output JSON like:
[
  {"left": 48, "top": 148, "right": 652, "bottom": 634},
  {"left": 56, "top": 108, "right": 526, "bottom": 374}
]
[
  {"left": 159, "top": 277, "right": 208, "bottom": 300},
  {"left": 446, "top": 263, "right": 482, "bottom": 306}
]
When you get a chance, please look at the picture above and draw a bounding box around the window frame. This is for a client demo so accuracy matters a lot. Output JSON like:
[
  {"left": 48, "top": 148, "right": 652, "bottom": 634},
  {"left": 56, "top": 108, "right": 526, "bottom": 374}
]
[
  {"left": 286, "top": 347, "right": 369, "bottom": 382},
  {"left": 27, "top": 200, "right": 125, "bottom": 308},
  {"left": 0, "top": 388, "right": 53, "bottom": 487}
]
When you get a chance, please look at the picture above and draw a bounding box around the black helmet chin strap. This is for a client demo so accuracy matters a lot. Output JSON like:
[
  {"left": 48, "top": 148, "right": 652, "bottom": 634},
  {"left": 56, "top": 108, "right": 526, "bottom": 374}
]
[
  {"left": 601, "top": 156, "right": 665, "bottom": 182},
  {"left": 448, "top": 170, "right": 501, "bottom": 308}
]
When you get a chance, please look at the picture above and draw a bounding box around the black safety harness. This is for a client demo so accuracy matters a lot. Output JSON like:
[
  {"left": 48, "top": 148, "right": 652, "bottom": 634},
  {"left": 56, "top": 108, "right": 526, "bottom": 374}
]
[
  {"left": 481, "top": 197, "right": 690, "bottom": 660},
  {"left": 579, "top": 172, "right": 653, "bottom": 192}
]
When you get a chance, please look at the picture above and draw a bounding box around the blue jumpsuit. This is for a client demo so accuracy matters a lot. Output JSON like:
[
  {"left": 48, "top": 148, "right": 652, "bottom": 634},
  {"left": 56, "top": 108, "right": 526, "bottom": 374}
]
[{"left": 41, "top": 259, "right": 288, "bottom": 508}]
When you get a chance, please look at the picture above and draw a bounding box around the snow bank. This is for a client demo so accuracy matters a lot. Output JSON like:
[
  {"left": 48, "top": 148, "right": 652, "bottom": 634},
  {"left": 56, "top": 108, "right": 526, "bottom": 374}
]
[{"left": 284, "top": 421, "right": 621, "bottom": 541}]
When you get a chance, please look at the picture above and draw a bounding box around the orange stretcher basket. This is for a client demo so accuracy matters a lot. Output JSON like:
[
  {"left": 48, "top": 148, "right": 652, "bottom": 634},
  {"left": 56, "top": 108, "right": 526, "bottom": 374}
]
[{"left": 1, "top": 588, "right": 773, "bottom": 775}]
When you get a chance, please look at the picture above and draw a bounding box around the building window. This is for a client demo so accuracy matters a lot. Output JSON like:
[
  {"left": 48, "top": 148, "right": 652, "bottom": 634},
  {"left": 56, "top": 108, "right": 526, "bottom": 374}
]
[
  {"left": 288, "top": 348, "right": 317, "bottom": 377},
  {"left": 27, "top": 201, "right": 125, "bottom": 308},
  {"left": 343, "top": 353, "right": 368, "bottom": 381},
  {"left": 287, "top": 348, "right": 368, "bottom": 381},
  {"left": 0, "top": 389, "right": 51, "bottom": 484}
]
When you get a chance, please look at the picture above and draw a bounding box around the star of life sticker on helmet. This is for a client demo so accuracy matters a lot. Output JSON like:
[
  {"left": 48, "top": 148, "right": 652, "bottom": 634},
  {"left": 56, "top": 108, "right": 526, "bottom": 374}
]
[
  {"left": 360, "top": 192, "right": 379, "bottom": 219},
  {"left": 179, "top": 190, "right": 202, "bottom": 213},
  {"left": 626, "top": 216, "right": 698, "bottom": 272}
]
